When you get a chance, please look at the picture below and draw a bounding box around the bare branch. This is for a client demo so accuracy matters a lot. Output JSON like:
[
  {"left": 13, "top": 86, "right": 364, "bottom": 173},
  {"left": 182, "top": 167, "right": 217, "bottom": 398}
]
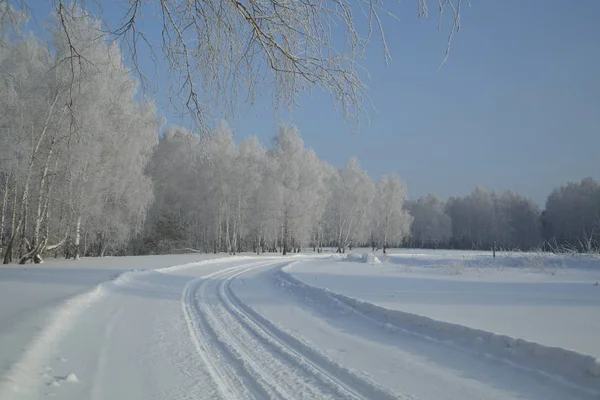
[{"left": 6, "top": 0, "right": 465, "bottom": 135}]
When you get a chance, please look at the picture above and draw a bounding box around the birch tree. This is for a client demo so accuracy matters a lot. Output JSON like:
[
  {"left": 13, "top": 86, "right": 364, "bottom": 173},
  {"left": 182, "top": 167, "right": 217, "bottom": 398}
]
[
  {"left": 0, "top": 34, "right": 63, "bottom": 263},
  {"left": 1, "top": 9, "right": 158, "bottom": 263},
  {"left": 543, "top": 178, "right": 600, "bottom": 252},
  {"left": 51, "top": 10, "right": 158, "bottom": 258},
  {"left": 325, "top": 157, "right": 375, "bottom": 253},
  {"left": 144, "top": 126, "right": 202, "bottom": 253},
  {"left": 370, "top": 175, "right": 412, "bottom": 253},
  {"left": 232, "top": 136, "right": 267, "bottom": 254},
  {"left": 268, "top": 125, "right": 324, "bottom": 255},
  {"left": 203, "top": 122, "right": 236, "bottom": 253},
  {"left": 406, "top": 194, "right": 451, "bottom": 248}
]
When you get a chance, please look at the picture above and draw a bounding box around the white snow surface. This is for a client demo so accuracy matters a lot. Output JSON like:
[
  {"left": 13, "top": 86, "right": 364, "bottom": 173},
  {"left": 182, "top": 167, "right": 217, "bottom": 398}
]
[
  {"left": 0, "top": 251, "right": 598, "bottom": 399},
  {"left": 286, "top": 250, "right": 600, "bottom": 358}
]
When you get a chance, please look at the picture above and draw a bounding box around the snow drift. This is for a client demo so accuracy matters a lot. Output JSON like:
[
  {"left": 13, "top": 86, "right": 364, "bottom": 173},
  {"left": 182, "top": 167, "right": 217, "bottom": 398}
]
[
  {"left": 343, "top": 253, "right": 381, "bottom": 264},
  {"left": 277, "top": 264, "right": 600, "bottom": 395}
]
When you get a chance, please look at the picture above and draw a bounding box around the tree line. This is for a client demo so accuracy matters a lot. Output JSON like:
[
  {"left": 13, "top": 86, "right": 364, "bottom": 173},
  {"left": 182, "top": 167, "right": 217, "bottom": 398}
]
[
  {"left": 130, "top": 124, "right": 412, "bottom": 256},
  {"left": 1, "top": 9, "right": 157, "bottom": 263},
  {"left": 406, "top": 182, "right": 600, "bottom": 253},
  {"left": 1, "top": 9, "right": 598, "bottom": 263},
  {"left": 137, "top": 126, "right": 600, "bottom": 255}
]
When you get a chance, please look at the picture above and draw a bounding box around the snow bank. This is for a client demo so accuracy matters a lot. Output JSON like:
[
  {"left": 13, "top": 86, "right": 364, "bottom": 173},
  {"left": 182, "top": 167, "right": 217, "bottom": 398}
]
[
  {"left": 156, "top": 255, "right": 254, "bottom": 274},
  {"left": 385, "top": 250, "right": 600, "bottom": 277},
  {"left": 277, "top": 265, "right": 600, "bottom": 394},
  {"left": 343, "top": 253, "right": 381, "bottom": 264},
  {"left": 0, "top": 284, "right": 104, "bottom": 395},
  {"left": 0, "top": 254, "right": 252, "bottom": 397}
]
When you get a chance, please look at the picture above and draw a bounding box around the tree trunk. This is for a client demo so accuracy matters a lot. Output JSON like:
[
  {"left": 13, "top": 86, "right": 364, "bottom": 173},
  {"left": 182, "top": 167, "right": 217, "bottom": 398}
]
[
  {"left": 72, "top": 159, "right": 89, "bottom": 260},
  {"left": 259, "top": 221, "right": 265, "bottom": 253},
  {"left": 74, "top": 214, "right": 82, "bottom": 260},
  {"left": 217, "top": 212, "right": 222, "bottom": 252},
  {"left": 83, "top": 231, "right": 88, "bottom": 257},
  {"left": 282, "top": 210, "right": 289, "bottom": 256},
  {"left": 3, "top": 185, "right": 19, "bottom": 264},
  {"left": 19, "top": 94, "right": 61, "bottom": 259},
  {"left": 10, "top": 183, "right": 17, "bottom": 240},
  {"left": 231, "top": 212, "right": 237, "bottom": 255},
  {"left": 3, "top": 233, "right": 16, "bottom": 264},
  {"left": 383, "top": 229, "right": 388, "bottom": 254},
  {"left": 225, "top": 218, "right": 232, "bottom": 255},
  {"left": 18, "top": 238, "right": 44, "bottom": 264},
  {"left": 32, "top": 144, "right": 56, "bottom": 250},
  {"left": 0, "top": 173, "right": 10, "bottom": 255}
]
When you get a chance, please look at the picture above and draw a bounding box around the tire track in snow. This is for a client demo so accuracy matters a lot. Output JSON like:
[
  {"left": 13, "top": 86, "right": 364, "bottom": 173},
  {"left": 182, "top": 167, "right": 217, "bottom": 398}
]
[
  {"left": 183, "top": 258, "right": 401, "bottom": 400},
  {"left": 221, "top": 263, "right": 401, "bottom": 400},
  {"left": 223, "top": 265, "right": 401, "bottom": 400},
  {"left": 184, "top": 260, "right": 311, "bottom": 399},
  {"left": 182, "top": 263, "right": 266, "bottom": 399}
]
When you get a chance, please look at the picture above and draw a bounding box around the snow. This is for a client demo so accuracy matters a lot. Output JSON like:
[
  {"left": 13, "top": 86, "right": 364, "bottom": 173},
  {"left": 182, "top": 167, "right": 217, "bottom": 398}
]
[
  {"left": 1, "top": 251, "right": 599, "bottom": 399},
  {"left": 236, "top": 258, "right": 600, "bottom": 399},
  {"left": 0, "top": 253, "right": 227, "bottom": 381},
  {"left": 344, "top": 252, "right": 381, "bottom": 264},
  {"left": 285, "top": 250, "right": 600, "bottom": 358}
]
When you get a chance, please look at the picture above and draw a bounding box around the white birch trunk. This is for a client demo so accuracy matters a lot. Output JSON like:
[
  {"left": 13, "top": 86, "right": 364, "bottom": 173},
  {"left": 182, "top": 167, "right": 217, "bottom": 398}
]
[{"left": 74, "top": 214, "right": 82, "bottom": 260}]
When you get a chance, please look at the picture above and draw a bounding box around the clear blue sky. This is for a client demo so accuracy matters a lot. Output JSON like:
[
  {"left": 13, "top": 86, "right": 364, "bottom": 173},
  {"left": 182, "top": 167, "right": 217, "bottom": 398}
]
[{"left": 27, "top": 1, "right": 600, "bottom": 205}]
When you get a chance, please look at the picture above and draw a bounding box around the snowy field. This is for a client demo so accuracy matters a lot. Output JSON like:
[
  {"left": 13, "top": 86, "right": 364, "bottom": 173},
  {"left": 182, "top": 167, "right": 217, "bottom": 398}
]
[
  {"left": 1, "top": 251, "right": 599, "bottom": 399},
  {"left": 286, "top": 249, "right": 600, "bottom": 357},
  {"left": 0, "top": 254, "right": 228, "bottom": 389}
]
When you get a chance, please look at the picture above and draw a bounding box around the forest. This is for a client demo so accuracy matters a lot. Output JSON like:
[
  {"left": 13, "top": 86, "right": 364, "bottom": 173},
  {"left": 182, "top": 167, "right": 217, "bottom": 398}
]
[{"left": 1, "top": 9, "right": 599, "bottom": 264}]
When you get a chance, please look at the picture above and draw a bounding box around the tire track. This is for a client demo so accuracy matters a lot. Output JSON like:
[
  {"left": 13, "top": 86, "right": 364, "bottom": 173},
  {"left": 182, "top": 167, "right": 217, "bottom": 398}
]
[
  {"left": 187, "top": 260, "right": 329, "bottom": 399},
  {"left": 182, "top": 263, "right": 260, "bottom": 399},
  {"left": 183, "top": 259, "right": 352, "bottom": 399},
  {"left": 221, "top": 263, "right": 402, "bottom": 400},
  {"left": 183, "top": 258, "right": 402, "bottom": 399}
]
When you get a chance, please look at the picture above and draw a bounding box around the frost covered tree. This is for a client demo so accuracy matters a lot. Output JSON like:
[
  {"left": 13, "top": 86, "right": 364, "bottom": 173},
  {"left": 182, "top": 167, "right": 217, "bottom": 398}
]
[
  {"left": 369, "top": 175, "right": 412, "bottom": 253},
  {"left": 0, "top": 35, "right": 58, "bottom": 263},
  {"left": 493, "top": 190, "right": 541, "bottom": 250},
  {"left": 443, "top": 187, "right": 541, "bottom": 251},
  {"left": 0, "top": 10, "right": 158, "bottom": 263},
  {"left": 325, "top": 157, "right": 375, "bottom": 253},
  {"left": 543, "top": 178, "right": 600, "bottom": 252},
  {"left": 406, "top": 194, "right": 451, "bottom": 248},
  {"left": 143, "top": 124, "right": 271, "bottom": 255},
  {"left": 143, "top": 127, "right": 202, "bottom": 253},
  {"left": 268, "top": 126, "right": 325, "bottom": 255},
  {"left": 309, "top": 161, "right": 335, "bottom": 253},
  {"left": 233, "top": 136, "right": 268, "bottom": 254},
  {"left": 141, "top": 124, "right": 417, "bottom": 256},
  {"left": 202, "top": 122, "right": 237, "bottom": 253},
  {"left": 51, "top": 10, "right": 158, "bottom": 259},
  {"left": 445, "top": 187, "right": 495, "bottom": 249}
]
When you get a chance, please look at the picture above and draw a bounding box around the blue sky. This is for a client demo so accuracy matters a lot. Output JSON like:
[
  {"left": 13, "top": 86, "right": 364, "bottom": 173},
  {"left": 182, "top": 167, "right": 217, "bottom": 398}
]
[{"left": 25, "top": 1, "right": 600, "bottom": 205}]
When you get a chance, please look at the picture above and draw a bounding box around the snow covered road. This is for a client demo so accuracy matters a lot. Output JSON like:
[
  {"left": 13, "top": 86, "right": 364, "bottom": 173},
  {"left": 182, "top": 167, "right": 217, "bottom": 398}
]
[{"left": 1, "top": 254, "right": 598, "bottom": 399}]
